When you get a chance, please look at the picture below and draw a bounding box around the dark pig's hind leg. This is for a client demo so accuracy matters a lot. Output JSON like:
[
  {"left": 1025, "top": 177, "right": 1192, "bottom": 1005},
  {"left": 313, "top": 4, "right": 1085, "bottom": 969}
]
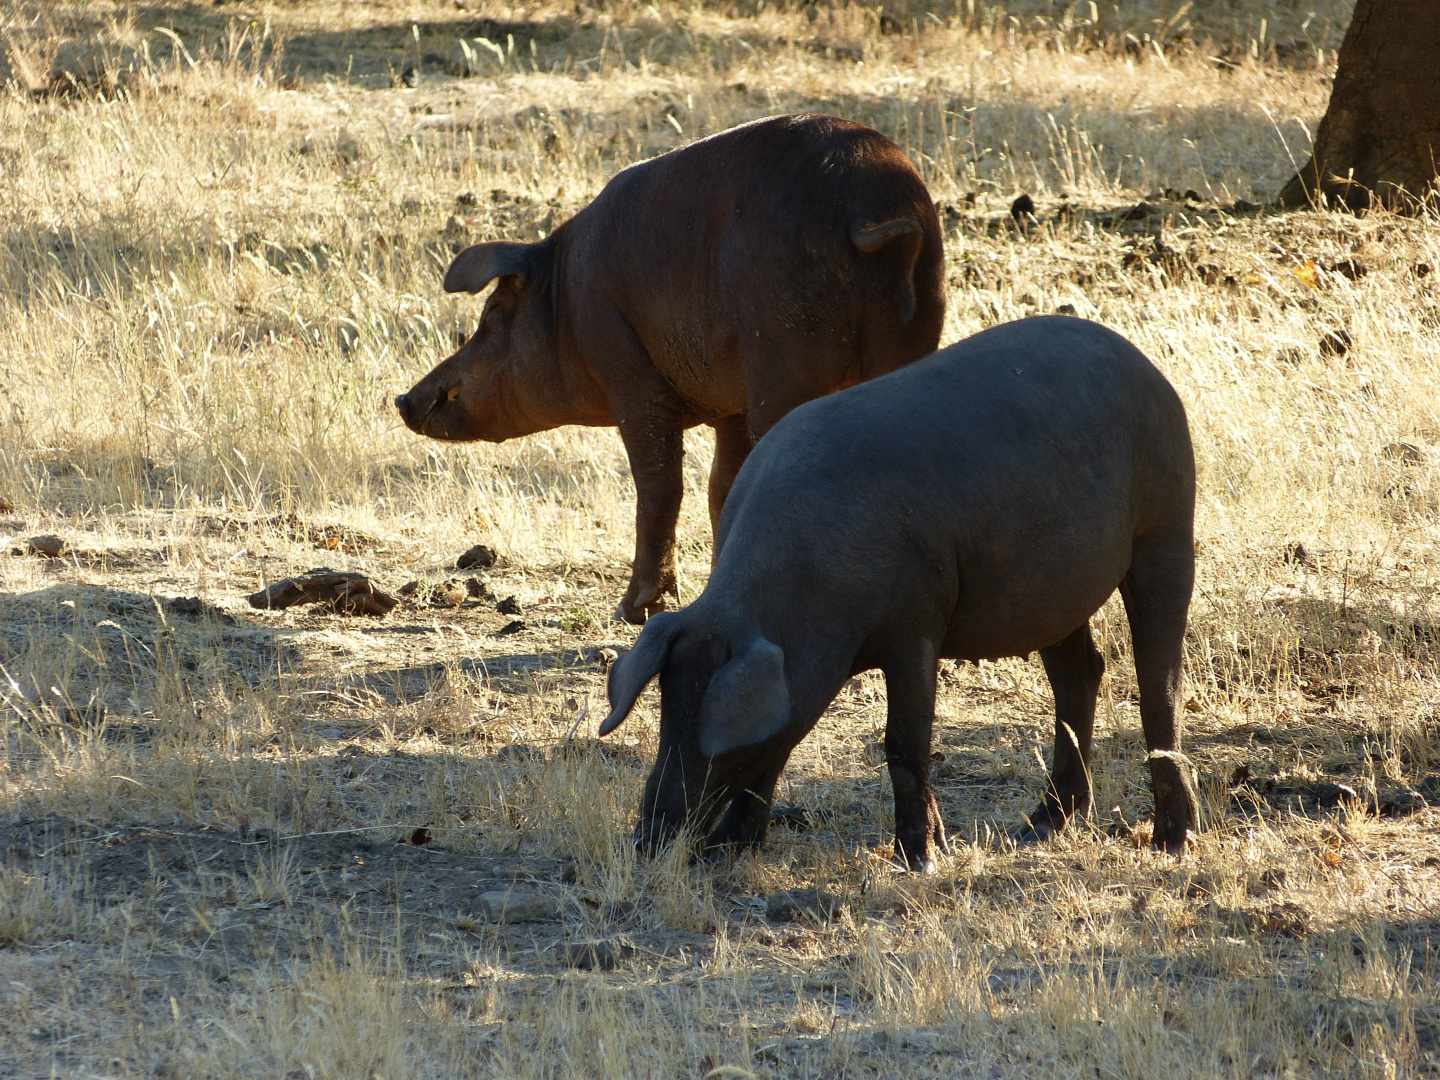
[
  {"left": 883, "top": 644, "right": 949, "bottom": 873},
  {"left": 1120, "top": 535, "right": 1198, "bottom": 853},
  {"left": 616, "top": 414, "right": 684, "bottom": 625},
  {"left": 1017, "top": 624, "right": 1104, "bottom": 844}
]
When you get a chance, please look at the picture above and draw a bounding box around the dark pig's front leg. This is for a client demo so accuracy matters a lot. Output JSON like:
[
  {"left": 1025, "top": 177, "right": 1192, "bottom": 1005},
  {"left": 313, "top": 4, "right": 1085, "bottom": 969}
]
[
  {"left": 883, "top": 644, "right": 949, "bottom": 872},
  {"left": 704, "top": 751, "right": 791, "bottom": 854}
]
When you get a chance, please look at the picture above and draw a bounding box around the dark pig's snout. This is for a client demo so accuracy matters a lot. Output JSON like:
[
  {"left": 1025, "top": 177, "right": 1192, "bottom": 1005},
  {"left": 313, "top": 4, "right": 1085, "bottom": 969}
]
[{"left": 393, "top": 393, "right": 413, "bottom": 422}]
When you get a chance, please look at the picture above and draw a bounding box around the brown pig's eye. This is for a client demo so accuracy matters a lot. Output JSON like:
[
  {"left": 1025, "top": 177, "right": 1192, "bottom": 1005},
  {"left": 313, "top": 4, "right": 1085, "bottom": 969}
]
[{"left": 446, "top": 387, "right": 461, "bottom": 402}]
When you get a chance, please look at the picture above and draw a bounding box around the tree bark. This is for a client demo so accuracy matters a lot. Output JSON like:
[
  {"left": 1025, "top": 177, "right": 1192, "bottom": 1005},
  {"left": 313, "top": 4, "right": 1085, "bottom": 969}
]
[{"left": 1278, "top": 0, "right": 1440, "bottom": 211}]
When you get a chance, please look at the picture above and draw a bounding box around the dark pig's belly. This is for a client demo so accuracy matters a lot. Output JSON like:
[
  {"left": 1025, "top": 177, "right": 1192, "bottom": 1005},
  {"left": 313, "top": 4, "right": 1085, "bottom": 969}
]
[{"left": 937, "top": 536, "right": 1133, "bottom": 661}]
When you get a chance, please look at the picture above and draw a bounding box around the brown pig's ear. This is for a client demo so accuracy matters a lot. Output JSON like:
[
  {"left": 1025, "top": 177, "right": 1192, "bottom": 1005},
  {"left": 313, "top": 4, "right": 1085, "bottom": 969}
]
[
  {"left": 696, "top": 638, "right": 790, "bottom": 759},
  {"left": 599, "top": 612, "right": 683, "bottom": 737},
  {"left": 442, "top": 242, "right": 535, "bottom": 294}
]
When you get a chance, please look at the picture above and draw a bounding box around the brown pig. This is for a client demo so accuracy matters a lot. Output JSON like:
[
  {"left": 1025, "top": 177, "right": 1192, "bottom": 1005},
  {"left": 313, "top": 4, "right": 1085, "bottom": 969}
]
[{"left": 395, "top": 114, "right": 945, "bottom": 623}]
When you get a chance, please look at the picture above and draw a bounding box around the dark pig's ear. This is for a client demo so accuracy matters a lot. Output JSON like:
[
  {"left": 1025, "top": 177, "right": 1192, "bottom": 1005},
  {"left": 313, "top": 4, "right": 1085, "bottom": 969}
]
[
  {"left": 443, "top": 241, "right": 535, "bottom": 294},
  {"left": 599, "top": 612, "right": 683, "bottom": 737},
  {"left": 696, "top": 639, "right": 790, "bottom": 758}
]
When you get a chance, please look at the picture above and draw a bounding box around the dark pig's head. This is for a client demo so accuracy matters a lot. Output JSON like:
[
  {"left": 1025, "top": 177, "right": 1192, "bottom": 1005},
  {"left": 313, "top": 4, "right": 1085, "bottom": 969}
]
[
  {"left": 394, "top": 240, "right": 564, "bottom": 443},
  {"left": 598, "top": 611, "right": 793, "bottom": 854}
]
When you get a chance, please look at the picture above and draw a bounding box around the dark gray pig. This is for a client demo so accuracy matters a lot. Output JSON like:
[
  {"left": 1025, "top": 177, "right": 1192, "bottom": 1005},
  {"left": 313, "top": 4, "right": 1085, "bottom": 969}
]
[{"left": 599, "top": 316, "right": 1198, "bottom": 870}]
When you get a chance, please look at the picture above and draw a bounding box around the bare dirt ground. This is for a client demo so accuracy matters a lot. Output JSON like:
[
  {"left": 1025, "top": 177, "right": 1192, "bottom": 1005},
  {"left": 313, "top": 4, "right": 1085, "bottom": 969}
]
[{"left": 1, "top": 1, "right": 1438, "bottom": 1076}]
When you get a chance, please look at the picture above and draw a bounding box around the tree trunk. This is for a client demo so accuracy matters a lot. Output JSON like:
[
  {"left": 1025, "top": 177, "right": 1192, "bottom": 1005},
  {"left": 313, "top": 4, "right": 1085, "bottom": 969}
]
[{"left": 1278, "top": 0, "right": 1440, "bottom": 211}]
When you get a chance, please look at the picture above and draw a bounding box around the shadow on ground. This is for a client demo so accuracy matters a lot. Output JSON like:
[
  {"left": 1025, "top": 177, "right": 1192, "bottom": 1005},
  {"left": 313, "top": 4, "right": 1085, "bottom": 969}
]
[{"left": 0, "top": 583, "right": 302, "bottom": 715}]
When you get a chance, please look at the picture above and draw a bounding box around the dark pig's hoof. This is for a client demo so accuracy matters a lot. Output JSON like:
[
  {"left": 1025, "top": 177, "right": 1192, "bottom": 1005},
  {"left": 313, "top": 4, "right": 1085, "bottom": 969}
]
[
  {"left": 1014, "top": 803, "right": 1069, "bottom": 846},
  {"left": 1149, "top": 803, "right": 1193, "bottom": 854},
  {"left": 1148, "top": 754, "right": 1197, "bottom": 855}
]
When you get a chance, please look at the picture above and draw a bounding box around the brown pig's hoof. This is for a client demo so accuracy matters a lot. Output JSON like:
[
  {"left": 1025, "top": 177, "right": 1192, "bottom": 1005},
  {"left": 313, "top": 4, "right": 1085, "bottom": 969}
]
[
  {"left": 614, "top": 592, "right": 671, "bottom": 625},
  {"left": 613, "top": 599, "right": 648, "bottom": 626},
  {"left": 892, "top": 849, "right": 939, "bottom": 876}
]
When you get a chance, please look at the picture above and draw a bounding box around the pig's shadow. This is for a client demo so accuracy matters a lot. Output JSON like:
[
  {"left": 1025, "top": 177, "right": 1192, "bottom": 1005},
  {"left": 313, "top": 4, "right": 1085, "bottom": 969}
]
[{"left": 340, "top": 646, "right": 607, "bottom": 705}]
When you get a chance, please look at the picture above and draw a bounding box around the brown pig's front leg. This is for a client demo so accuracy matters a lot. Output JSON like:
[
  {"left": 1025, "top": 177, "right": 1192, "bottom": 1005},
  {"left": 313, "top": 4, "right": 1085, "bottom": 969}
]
[{"left": 616, "top": 413, "right": 683, "bottom": 625}]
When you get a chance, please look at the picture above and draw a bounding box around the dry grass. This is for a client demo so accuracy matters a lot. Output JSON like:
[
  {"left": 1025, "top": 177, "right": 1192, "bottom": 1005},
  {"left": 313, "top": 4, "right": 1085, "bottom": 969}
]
[{"left": 1, "top": 0, "right": 1438, "bottom": 1076}]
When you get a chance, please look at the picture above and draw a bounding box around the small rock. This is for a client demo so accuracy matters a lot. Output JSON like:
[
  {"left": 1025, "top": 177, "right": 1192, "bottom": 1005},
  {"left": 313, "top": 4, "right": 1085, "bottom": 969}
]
[
  {"left": 496, "top": 595, "right": 522, "bottom": 615},
  {"left": 1009, "top": 193, "right": 1036, "bottom": 221},
  {"left": 1382, "top": 441, "right": 1425, "bottom": 466},
  {"left": 1414, "top": 262, "right": 1433, "bottom": 278},
  {"left": 1250, "top": 900, "right": 1311, "bottom": 937},
  {"left": 1318, "top": 328, "right": 1352, "bottom": 358},
  {"left": 1377, "top": 782, "right": 1434, "bottom": 818},
  {"left": 766, "top": 888, "right": 846, "bottom": 924},
  {"left": 1054, "top": 303, "right": 1078, "bottom": 316},
  {"left": 457, "top": 544, "right": 498, "bottom": 570},
  {"left": 1311, "top": 997, "right": 1399, "bottom": 1046},
  {"left": 455, "top": 191, "right": 478, "bottom": 208},
  {"left": 476, "top": 888, "right": 560, "bottom": 923},
  {"left": 592, "top": 647, "right": 619, "bottom": 671},
  {"left": 1229, "top": 198, "right": 1262, "bottom": 213},
  {"left": 464, "top": 577, "right": 493, "bottom": 599},
  {"left": 333, "top": 134, "right": 362, "bottom": 166},
  {"left": 1282, "top": 542, "right": 1317, "bottom": 569},
  {"left": 165, "top": 596, "right": 238, "bottom": 625},
  {"left": 770, "top": 804, "right": 812, "bottom": 832},
  {"left": 494, "top": 743, "right": 544, "bottom": 764},
  {"left": 496, "top": 619, "right": 526, "bottom": 637},
  {"left": 399, "top": 64, "right": 418, "bottom": 88},
  {"left": 1319, "top": 257, "right": 1367, "bottom": 280},
  {"left": 1260, "top": 867, "right": 1288, "bottom": 891},
  {"left": 408, "top": 827, "right": 433, "bottom": 846},
  {"left": 21, "top": 534, "right": 66, "bottom": 558},
  {"left": 1122, "top": 200, "right": 1156, "bottom": 221},
  {"left": 1270, "top": 779, "right": 1360, "bottom": 813},
  {"left": 558, "top": 938, "right": 634, "bottom": 971},
  {"left": 431, "top": 579, "right": 468, "bottom": 608},
  {"left": 1184, "top": 189, "right": 1203, "bottom": 202}
]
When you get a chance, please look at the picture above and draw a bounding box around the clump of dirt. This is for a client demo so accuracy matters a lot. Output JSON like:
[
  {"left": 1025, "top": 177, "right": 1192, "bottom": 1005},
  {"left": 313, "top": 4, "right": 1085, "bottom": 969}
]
[
  {"left": 766, "top": 887, "right": 847, "bottom": 924},
  {"left": 247, "top": 569, "right": 399, "bottom": 616},
  {"left": 456, "top": 543, "right": 499, "bottom": 570},
  {"left": 396, "top": 576, "right": 493, "bottom": 608},
  {"left": 204, "top": 512, "right": 381, "bottom": 554},
  {"left": 164, "top": 595, "right": 237, "bottom": 625},
  {"left": 556, "top": 937, "right": 635, "bottom": 970},
  {"left": 13, "top": 534, "right": 68, "bottom": 558}
]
